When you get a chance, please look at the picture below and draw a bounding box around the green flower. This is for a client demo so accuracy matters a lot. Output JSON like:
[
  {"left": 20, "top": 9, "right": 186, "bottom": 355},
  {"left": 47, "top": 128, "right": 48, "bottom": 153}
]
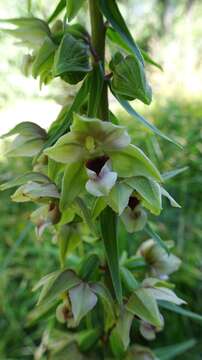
[
  {"left": 45, "top": 113, "right": 130, "bottom": 197},
  {"left": 120, "top": 195, "right": 147, "bottom": 233},
  {"left": 137, "top": 239, "right": 181, "bottom": 279},
  {"left": 45, "top": 113, "right": 162, "bottom": 200}
]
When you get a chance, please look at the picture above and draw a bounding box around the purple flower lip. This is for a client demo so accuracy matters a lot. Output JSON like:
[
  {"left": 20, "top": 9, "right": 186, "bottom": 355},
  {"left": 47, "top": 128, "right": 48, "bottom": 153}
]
[
  {"left": 128, "top": 196, "right": 140, "bottom": 210},
  {"left": 86, "top": 155, "right": 109, "bottom": 176}
]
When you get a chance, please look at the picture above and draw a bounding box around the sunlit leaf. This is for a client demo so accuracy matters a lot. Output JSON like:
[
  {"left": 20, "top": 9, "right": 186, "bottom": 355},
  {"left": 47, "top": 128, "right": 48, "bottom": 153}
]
[{"left": 66, "top": 0, "right": 86, "bottom": 22}]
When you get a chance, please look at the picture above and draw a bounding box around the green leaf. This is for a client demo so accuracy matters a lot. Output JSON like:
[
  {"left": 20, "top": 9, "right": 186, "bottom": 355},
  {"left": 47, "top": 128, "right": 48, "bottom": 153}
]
[
  {"left": 53, "top": 33, "right": 91, "bottom": 84},
  {"left": 0, "top": 172, "right": 50, "bottom": 191},
  {"left": 27, "top": 300, "right": 57, "bottom": 326},
  {"left": 11, "top": 181, "right": 60, "bottom": 203},
  {"left": 110, "top": 144, "right": 162, "bottom": 182},
  {"left": 58, "top": 225, "right": 71, "bottom": 268},
  {"left": 161, "top": 187, "right": 181, "bottom": 208},
  {"left": 75, "top": 197, "right": 99, "bottom": 238},
  {"left": 110, "top": 53, "right": 152, "bottom": 105},
  {"left": 114, "top": 96, "right": 182, "bottom": 148},
  {"left": 48, "top": 0, "right": 66, "bottom": 23},
  {"left": 91, "top": 197, "right": 107, "bottom": 219},
  {"left": 38, "top": 269, "right": 81, "bottom": 305},
  {"left": 100, "top": 206, "right": 122, "bottom": 305},
  {"left": 98, "top": 0, "right": 143, "bottom": 64},
  {"left": 87, "top": 63, "right": 104, "bottom": 117},
  {"left": 124, "top": 256, "right": 147, "bottom": 271},
  {"left": 162, "top": 167, "right": 188, "bottom": 181},
  {"left": 158, "top": 301, "right": 202, "bottom": 323},
  {"left": 1, "top": 121, "right": 46, "bottom": 139},
  {"left": 60, "top": 162, "right": 87, "bottom": 211},
  {"left": 125, "top": 177, "right": 162, "bottom": 215},
  {"left": 116, "top": 310, "right": 133, "bottom": 350},
  {"left": 32, "top": 37, "right": 57, "bottom": 78},
  {"left": 5, "top": 137, "right": 45, "bottom": 158},
  {"left": 90, "top": 282, "right": 115, "bottom": 330},
  {"left": 145, "top": 223, "right": 169, "bottom": 254},
  {"left": 76, "top": 328, "right": 100, "bottom": 352},
  {"left": 154, "top": 339, "right": 196, "bottom": 360},
  {"left": 66, "top": 0, "right": 86, "bottom": 22},
  {"left": 69, "top": 283, "right": 97, "bottom": 325},
  {"left": 140, "top": 48, "right": 163, "bottom": 71},
  {"left": 120, "top": 267, "right": 139, "bottom": 293},
  {"left": 78, "top": 253, "right": 100, "bottom": 281},
  {"left": 110, "top": 310, "right": 133, "bottom": 356},
  {"left": 107, "top": 182, "right": 133, "bottom": 215},
  {"left": 0, "top": 17, "right": 51, "bottom": 48},
  {"left": 107, "top": 27, "right": 163, "bottom": 71},
  {"left": 43, "top": 75, "right": 90, "bottom": 151},
  {"left": 126, "top": 288, "right": 162, "bottom": 327}
]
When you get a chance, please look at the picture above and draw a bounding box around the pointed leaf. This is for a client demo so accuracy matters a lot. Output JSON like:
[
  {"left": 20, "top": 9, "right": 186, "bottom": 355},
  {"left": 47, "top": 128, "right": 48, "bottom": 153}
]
[
  {"left": 67, "top": 0, "right": 86, "bottom": 22},
  {"left": 32, "top": 37, "right": 57, "bottom": 78},
  {"left": 90, "top": 282, "right": 116, "bottom": 330},
  {"left": 114, "top": 96, "right": 182, "bottom": 148},
  {"left": 1, "top": 121, "right": 46, "bottom": 139},
  {"left": 48, "top": 0, "right": 66, "bottom": 23},
  {"left": 100, "top": 206, "right": 122, "bottom": 305},
  {"left": 154, "top": 339, "right": 196, "bottom": 360},
  {"left": 60, "top": 162, "right": 87, "bottom": 210},
  {"left": 162, "top": 167, "right": 188, "bottom": 181},
  {"left": 38, "top": 269, "right": 81, "bottom": 305},
  {"left": 0, "top": 172, "right": 50, "bottom": 191},
  {"left": 98, "top": 0, "right": 143, "bottom": 64},
  {"left": 158, "top": 301, "right": 202, "bottom": 323}
]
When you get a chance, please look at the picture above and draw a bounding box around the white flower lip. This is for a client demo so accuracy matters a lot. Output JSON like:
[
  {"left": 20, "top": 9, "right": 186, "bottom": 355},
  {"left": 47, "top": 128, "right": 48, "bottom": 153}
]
[{"left": 85, "top": 159, "right": 117, "bottom": 197}]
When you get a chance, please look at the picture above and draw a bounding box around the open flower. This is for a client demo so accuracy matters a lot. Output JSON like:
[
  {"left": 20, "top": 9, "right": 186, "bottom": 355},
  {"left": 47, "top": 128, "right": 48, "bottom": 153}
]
[
  {"left": 45, "top": 113, "right": 163, "bottom": 203},
  {"left": 121, "top": 195, "right": 147, "bottom": 233},
  {"left": 140, "top": 317, "right": 164, "bottom": 341},
  {"left": 44, "top": 113, "right": 131, "bottom": 163},
  {"left": 137, "top": 239, "right": 181, "bottom": 279},
  {"left": 85, "top": 156, "right": 117, "bottom": 197},
  {"left": 45, "top": 113, "right": 130, "bottom": 197}
]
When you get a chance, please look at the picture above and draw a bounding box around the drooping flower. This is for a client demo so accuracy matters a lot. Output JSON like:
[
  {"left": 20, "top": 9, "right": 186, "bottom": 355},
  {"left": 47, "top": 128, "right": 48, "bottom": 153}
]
[
  {"left": 120, "top": 195, "right": 147, "bottom": 233},
  {"left": 137, "top": 239, "right": 181, "bottom": 279}
]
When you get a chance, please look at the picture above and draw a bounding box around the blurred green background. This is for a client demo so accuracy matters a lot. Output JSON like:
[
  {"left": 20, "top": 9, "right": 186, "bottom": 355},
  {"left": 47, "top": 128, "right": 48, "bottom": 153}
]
[{"left": 0, "top": 0, "right": 202, "bottom": 359}]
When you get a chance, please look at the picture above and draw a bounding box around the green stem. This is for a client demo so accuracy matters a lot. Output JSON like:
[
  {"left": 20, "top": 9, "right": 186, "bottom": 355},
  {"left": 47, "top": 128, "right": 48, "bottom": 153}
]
[
  {"left": 89, "top": 0, "right": 109, "bottom": 120},
  {"left": 89, "top": 0, "right": 118, "bottom": 304}
]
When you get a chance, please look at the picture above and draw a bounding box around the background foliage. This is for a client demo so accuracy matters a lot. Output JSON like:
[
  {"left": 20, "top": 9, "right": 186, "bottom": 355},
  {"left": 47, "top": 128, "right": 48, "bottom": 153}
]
[{"left": 0, "top": 0, "right": 202, "bottom": 359}]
